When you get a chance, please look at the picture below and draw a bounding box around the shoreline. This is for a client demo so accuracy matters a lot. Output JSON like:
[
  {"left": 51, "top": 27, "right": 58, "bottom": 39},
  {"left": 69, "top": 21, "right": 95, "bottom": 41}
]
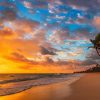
[{"left": 0, "top": 74, "right": 82, "bottom": 97}]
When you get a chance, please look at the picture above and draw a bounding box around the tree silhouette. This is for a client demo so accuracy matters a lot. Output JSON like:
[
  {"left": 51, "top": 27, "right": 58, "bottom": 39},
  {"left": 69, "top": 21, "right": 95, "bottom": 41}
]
[{"left": 89, "top": 33, "right": 100, "bottom": 56}]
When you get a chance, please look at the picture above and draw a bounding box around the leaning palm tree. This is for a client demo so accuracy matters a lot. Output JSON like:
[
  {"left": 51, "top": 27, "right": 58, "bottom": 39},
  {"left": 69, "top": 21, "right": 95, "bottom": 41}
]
[{"left": 89, "top": 33, "right": 100, "bottom": 56}]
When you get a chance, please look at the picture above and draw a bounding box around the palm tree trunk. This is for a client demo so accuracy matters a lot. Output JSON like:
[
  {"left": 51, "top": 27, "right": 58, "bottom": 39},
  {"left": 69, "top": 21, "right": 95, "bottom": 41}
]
[{"left": 96, "top": 47, "right": 100, "bottom": 56}]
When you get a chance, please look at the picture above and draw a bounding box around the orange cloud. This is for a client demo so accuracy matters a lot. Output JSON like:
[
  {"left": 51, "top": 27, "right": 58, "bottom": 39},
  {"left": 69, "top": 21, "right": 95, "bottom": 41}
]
[
  {"left": 93, "top": 16, "right": 100, "bottom": 29},
  {"left": 0, "top": 27, "right": 16, "bottom": 39},
  {"left": 11, "top": 19, "right": 40, "bottom": 34},
  {"left": 0, "top": 20, "right": 82, "bottom": 73}
]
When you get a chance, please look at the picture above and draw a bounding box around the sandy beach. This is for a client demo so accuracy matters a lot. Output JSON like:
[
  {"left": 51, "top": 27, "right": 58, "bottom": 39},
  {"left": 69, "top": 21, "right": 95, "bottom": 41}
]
[
  {"left": 0, "top": 73, "right": 100, "bottom": 100},
  {"left": 67, "top": 73, "right": 100, "bottom": 100}
]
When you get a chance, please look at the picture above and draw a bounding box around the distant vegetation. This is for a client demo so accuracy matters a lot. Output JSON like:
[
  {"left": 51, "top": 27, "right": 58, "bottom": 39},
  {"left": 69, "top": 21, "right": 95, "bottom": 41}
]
[
  {"left": 86, "top": 64, "right": 100, "bottom": 72},
  {"left": 76, "top": 64, "right": 100, "bottom": 73}
]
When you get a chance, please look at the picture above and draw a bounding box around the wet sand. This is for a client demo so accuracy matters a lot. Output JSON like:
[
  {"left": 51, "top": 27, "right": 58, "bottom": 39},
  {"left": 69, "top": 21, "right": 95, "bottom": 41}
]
[
  {"left": 67, "top": 73, "right": 100, "bottom": 100},
  {"left": 0, "top": 81, "right": 72, "bottom": 100},
  {"left": 0, "top": 73, "right": 100, "bottom": 100}
]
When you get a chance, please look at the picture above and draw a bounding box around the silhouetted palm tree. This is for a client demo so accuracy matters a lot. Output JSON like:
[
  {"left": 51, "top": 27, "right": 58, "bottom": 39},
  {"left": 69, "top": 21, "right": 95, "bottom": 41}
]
[{"left": 89, "top": 33, "right": 100, "bottom": 56}]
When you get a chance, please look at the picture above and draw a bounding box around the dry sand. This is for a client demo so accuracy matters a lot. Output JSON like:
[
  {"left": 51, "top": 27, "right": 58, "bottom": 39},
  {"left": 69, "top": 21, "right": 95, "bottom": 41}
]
[{"left": 67, "top": 73, "right": 100, "bottom": 100}]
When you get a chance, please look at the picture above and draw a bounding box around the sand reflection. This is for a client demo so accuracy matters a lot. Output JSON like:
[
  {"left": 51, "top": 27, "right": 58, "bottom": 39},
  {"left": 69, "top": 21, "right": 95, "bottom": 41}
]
[{"left": 0, "top": 81, "right": 71, "bottom": 100}]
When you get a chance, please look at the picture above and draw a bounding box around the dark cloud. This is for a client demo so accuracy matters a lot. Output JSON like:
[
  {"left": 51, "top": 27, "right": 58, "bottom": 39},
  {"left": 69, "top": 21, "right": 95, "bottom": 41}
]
[
  {"left": 6, "top": 52, "right": 30, "bottom": 62},
  {"left": 75, "top": 18, "right": 89, "bottom": 24},
  {"left": 0, "top": 1, "right": 17, "bottom": 21},
  {"left": 22, "top": 0, "right": 48, "bottom": 8},
  {"left": 75, "top": 28, "right": 92, "bottom": 39},
  {"left": 1, "top": 9, "right": 17, "bottom": 21},
  {"left": 40, "top": 46, "right": 56, "bottom": 55},
  {"left": 0, "top": 9, "right": 17, "bottom": 22},
  {"left": 32, "top": 0, "right": 47, "bottom": 8},
  {"left": 81, "top": 49, "right": 100, "bottom": 66},
  {"left": 62, "top": 0, "right": 100, "bottom": 12},
  {"left": 5, "top": 52, "right": 37, "bottom": 65},
  {"left": 46, "top": 57, "right": 54, "bottom": 63},
  {"left": 87, "top": 50, "right": 100, "bottom": 62},
  {"left": 81, "top": 59, "right": 97, "bottom": 66},
  {"left": 55, "top": 60, "right": 69, "bottom": 66}
]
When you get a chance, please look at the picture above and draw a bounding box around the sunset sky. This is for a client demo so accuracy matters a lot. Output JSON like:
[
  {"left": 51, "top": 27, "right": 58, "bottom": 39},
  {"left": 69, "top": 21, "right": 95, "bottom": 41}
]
[{"left": 0, "top": 0, "right": 100, "bottom": 73}]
